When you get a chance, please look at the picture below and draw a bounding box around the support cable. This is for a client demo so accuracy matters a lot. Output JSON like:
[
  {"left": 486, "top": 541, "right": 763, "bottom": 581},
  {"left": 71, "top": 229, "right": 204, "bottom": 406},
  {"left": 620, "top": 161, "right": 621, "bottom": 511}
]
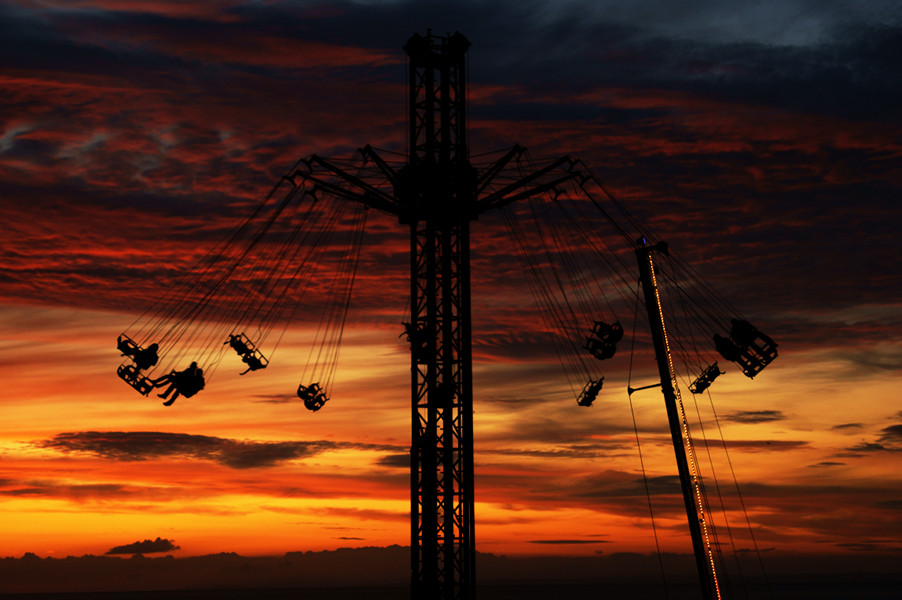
[
  {"left": 704, "top": 390, "right": 776, "bottom": 600},
  {"left": 500, "top": 207, "right": 585, "bottom": 394}
]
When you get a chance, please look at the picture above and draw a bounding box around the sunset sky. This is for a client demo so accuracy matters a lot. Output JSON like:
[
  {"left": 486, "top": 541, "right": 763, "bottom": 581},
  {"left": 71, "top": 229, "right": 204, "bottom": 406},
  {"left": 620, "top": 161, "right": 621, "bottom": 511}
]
[{"left": 2, "top": 0, "right": 901, "bottom": 590}]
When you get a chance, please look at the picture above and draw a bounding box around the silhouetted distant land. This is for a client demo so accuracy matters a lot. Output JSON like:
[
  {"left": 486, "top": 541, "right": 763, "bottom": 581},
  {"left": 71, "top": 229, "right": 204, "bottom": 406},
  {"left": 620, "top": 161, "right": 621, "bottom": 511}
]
[{"left": 2, "top": 546, "right": 901, "bottom": 599}]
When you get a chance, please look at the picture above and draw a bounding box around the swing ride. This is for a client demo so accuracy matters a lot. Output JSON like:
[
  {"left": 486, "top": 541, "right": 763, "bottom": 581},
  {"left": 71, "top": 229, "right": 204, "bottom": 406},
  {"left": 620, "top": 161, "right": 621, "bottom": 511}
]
[{"left": 116, "top": 31, "right": 778, "bottom": 600}]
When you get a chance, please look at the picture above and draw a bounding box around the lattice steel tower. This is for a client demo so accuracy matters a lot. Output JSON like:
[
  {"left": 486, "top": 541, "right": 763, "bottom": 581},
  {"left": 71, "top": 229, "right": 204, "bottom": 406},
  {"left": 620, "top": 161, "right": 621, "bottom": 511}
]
[
  {"left": 290, "top": 31, "right": 580, "bottom": 599},
  {"left": 397, "top": 31, "right": 477, "bottom": 600}
]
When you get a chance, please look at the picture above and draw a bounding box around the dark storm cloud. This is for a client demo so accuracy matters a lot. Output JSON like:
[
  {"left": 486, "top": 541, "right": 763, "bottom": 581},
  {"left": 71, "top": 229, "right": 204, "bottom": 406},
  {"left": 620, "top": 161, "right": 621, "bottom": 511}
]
[
  {"left": 726, "top": 410, "right": 786, "bottom": 424},
  {"left": 106, "top": 537, "right": 180, "bottom": 555},
  {"left": 10, "top": 0, "right": 899, "bottom": 120},
  {"left": 255, "top": 0, "right": 902, "bottom": 121},
  {"left": 39, "top": 431, "right": 401, "bottom": 469}
]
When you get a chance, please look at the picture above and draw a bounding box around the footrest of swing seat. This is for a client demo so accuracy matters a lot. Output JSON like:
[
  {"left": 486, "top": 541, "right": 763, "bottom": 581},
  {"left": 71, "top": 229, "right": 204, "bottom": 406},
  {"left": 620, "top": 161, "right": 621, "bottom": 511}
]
[{"left": 117, "top": 365, "right": 153, "bottom": 396}]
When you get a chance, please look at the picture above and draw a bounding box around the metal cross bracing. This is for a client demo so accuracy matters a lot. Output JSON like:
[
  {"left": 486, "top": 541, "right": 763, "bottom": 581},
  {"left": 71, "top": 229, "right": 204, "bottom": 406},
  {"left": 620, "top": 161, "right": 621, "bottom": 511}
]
[
  {"left": 402, "top": 31, "right": 475, "bottom": 600},
  {"left": 284, "top": 31, "right": 583, "bottom": 600}
]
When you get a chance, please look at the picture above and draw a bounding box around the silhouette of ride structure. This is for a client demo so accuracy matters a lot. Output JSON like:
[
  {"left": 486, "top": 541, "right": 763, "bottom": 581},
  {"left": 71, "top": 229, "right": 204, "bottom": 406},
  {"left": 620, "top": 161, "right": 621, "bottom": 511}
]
[
  {"left": 225, "top": 333, "right": 269, "bottom": 375},
  {"left": 116, "top": 32, "right": 778, "bottom": 600}
]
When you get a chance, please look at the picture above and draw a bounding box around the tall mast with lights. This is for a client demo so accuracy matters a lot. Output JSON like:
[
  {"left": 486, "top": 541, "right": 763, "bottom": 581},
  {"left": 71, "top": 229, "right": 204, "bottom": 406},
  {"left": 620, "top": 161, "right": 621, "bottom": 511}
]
[{"left": 635, "top": 238, "right": 721, "bottom": 600}]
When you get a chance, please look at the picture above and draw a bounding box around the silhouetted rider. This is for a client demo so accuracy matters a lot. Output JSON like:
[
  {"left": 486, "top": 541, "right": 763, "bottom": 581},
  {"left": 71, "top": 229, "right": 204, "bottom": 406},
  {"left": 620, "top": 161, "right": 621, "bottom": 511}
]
[{"left": 153, "top": 361, "right": 205, "bottom": 406}]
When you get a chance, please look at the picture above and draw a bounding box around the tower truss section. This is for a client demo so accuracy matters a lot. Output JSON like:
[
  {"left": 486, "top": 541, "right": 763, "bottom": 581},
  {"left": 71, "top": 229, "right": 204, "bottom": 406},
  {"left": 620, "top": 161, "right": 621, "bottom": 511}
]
[{"left": 397, "top": 31, "right": 477, "bottom": 600}]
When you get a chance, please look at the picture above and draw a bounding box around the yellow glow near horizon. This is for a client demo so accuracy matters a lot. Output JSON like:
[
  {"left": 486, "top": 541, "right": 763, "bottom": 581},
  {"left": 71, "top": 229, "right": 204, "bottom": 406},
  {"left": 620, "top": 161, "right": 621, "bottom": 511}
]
[{"left": 2, "top": 303, "right": 901, "bottom": 561}]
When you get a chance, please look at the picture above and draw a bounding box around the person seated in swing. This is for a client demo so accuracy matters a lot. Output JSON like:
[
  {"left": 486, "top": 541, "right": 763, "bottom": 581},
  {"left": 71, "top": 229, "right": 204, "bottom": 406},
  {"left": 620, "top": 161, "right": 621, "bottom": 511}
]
[
  {"left": 133, "top": 343, "right": 159, "bottom": 371},
  {"left": 729, "top": 319, "right": 759, "bottom": 347},
  {"left": 153, "top": 361, "right": 205, "bottom": 406},
  {"left": 585, "top": 321, "right": 623, "bottom": 360},
  {"left": 239, "top": 353, "right": 265, "bottom": 375},
  {"left": 401, "top": 322, "right": 429, "bottom": 361},
  {"left": 225, "top": 334, "right": 251, "bottom": 357},
  {"left": 577, "top": 378, "right": 604, "bottom": 407},
  {"left": 117, "top": 336, "right": 159, "bottom": 370},
  {"left": 591, "top": 321, "right": 624, "bottom": 342},
  {"left": 297, "top": 382, "right": 321, "bottom": 400},
  {"left": 715, "top": 319, "right": 777, "bottom": 378},
  {"left": 714, "top": 333, "right": 741, "bottom": 363},
  {"left": 689, "top": 363, "right": 722, "bottom": 394},
  {"left": 117, "top": 336, "right": 135, "bottom": 355},
  {"left": 298, "top": 382, "right": 327, "bottom": 412}
]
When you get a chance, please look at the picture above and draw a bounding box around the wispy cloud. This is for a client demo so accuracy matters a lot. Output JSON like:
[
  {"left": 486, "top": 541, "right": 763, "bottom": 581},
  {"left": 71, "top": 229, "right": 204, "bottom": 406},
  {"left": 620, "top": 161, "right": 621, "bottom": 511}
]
[
  {"left": 39, "top": 431, "right": 400, "bottom": 469},
  {"left": 832, "top": 423, "right": 863, "bottom": 431},
  {"left": 726, "top": 410, "right": 786, "bottom": 424},
  {"left": 877, "top": 424, "right": 902, "bottom": 444}
]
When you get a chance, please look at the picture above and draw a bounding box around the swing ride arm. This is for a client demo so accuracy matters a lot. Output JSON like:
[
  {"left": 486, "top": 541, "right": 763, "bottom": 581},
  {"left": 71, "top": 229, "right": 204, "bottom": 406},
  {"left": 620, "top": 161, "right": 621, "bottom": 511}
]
[
  {"left": 475, "top": 154, "right": 584, "bottom": 214},
  {"left": 289, "top": 145, "right": 586, "bottom": 223},
  {"left": 289, "top": 153, "right": 401, "bottom": 216}
]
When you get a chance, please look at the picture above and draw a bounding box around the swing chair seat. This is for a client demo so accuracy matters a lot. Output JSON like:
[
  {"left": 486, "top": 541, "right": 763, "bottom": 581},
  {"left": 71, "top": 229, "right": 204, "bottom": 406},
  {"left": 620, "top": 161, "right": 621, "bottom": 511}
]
[
  {"left": 227, "top": 333, "right": 269, "bottom": 374},
  {"left": 714, "top": 320, "right": 778, "bottom": 378},
  {"left": 241, "top": 351, "right": 269, "bottom": 371},
  {"left": 117, "top": 335, "right": 140, "bottom": 356},
  {"left": 576, "top": 377, "right": 604, "bottom": 407},
  {"left": 298, "top": 383, "right": 328, "bottom": 412},
  {"left": 689, "top": 362, "right": 723, "bottom": 394}
]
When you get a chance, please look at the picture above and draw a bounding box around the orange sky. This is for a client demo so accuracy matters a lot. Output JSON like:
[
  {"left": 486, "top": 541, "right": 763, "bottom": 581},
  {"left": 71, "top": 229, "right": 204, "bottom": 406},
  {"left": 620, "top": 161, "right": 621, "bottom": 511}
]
[
  {"left": 2, "top": 265, "right": 899, "bottom": 562},
  {"left": 2, "top": 3, "right": 902, "bottom": 596}
]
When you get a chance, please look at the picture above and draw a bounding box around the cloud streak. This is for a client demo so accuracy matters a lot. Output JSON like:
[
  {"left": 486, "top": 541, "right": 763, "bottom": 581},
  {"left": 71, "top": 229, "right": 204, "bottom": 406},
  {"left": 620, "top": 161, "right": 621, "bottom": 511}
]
[
  {"left": 39, "top": 431, "right": 400, "bottom": 469},
  {"left": 726, "top": 410, "right": 786, "bottom": 424},
  {"left": 106, "top": 537, "right": 180, "bottom": 555}
]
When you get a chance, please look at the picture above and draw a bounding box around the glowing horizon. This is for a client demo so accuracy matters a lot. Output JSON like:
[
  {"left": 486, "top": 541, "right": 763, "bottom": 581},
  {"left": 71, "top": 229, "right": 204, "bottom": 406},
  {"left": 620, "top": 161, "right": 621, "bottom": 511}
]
[{"left": 2, "top": 2, "right": 901, "bottom": 591}]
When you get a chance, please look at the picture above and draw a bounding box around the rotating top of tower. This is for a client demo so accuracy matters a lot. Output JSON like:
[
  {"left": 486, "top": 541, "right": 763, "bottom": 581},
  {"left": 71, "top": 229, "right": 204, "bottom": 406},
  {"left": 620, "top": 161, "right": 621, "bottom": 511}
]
[{"left": 403, "top": 30, "right": 470, "bottom": 65}]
